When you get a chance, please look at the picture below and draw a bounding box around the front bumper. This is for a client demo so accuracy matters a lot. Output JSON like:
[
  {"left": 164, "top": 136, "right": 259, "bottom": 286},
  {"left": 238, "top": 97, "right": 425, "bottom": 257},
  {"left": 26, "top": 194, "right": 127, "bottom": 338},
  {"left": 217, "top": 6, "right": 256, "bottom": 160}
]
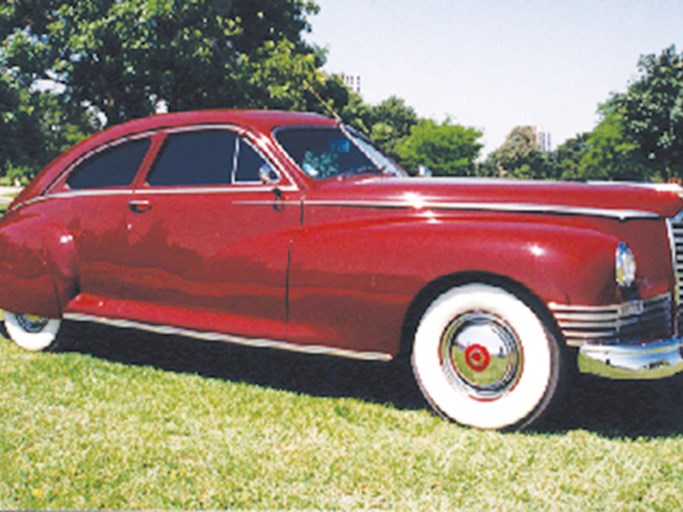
[
  {"left": 550, "top": 293, "right": 683, "bottom": 379},
  {"left": 578, "top": 337, "right": 683, "bottom": 379}
]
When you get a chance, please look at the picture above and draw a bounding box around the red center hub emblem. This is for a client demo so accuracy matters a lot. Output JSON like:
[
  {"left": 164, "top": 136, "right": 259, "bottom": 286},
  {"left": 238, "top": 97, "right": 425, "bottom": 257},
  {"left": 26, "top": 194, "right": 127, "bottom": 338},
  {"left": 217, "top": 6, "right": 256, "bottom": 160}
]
[{"left": 464, "top": 344, "right": 491, "bottom": 372}]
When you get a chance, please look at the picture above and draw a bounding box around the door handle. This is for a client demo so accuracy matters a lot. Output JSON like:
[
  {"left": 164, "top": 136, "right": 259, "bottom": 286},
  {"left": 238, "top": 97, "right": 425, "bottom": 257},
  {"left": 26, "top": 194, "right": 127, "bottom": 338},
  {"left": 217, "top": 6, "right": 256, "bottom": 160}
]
[{"left": 128, "top": 199, "right": 152, "bottom": 213}]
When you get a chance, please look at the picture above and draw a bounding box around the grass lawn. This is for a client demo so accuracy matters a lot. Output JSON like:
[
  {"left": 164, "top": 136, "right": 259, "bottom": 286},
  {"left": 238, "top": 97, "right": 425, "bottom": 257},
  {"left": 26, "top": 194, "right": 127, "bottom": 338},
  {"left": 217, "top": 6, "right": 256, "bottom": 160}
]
[
  {"left": 0, "top": 192, "right": 18, "bottom": 214},
  {"left": 1, "top": 322, "right": 683, "bottom": 510}
]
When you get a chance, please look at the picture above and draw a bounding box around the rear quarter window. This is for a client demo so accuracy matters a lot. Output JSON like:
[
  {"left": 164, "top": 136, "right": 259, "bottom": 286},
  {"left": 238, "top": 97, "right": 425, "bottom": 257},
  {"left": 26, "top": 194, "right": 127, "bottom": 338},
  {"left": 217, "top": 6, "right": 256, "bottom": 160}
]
[{"left": 67, "top": 138, "right": 151, "bottom": 190}]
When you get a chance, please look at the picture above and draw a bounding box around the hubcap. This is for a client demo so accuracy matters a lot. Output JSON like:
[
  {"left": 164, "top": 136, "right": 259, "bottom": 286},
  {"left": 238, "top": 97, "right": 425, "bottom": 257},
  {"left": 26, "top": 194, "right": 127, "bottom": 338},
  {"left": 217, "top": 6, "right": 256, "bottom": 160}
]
[
  {"left": 440, "top": 311, "right": 522, "bottom": 400},
  {"left": 16, "top": 314, "right": 49, "bottom": 334}
]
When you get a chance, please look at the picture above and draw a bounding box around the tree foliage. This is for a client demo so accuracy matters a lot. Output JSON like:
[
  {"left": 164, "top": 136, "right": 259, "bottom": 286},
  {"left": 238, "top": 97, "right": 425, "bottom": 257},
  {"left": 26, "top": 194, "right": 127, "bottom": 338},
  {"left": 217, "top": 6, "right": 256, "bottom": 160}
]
[
  {"left": 614, "top": 45, "right": 683, "bottom": 180},
  {"left": 0, "top": 0, "right": 524, "bottom": 182},
  {"left": 485, "top": 45, "right": 683, "bottom": 182},
  {"left": 339, "top": 95, "right": 418, "bottom": 158},
  {"left": 0, "top": 68, "right": 89, "bottom": 181},
  {"left": 573, "top": 100, "right": 650, "bottom": 181},
  {"left": 484, "top": 126, "right": 551, "bottom": 179},
  {"left": 395, "top": 118, "right": 483, "bottom": 176},
  {"left": 0, "top": 0, "right": 334, "bottom": 177},
  {"left": 0, "top": 71, "right": 40, "bottom": 177},
  {"left": 549, "top": 133, "right": 589, "bottom": 181},
  {"left": 1, "top": 0, "right": 322, "bottom": 124},
  {"left": 550, "top": 45, "right": 683, "bottom": 182}
]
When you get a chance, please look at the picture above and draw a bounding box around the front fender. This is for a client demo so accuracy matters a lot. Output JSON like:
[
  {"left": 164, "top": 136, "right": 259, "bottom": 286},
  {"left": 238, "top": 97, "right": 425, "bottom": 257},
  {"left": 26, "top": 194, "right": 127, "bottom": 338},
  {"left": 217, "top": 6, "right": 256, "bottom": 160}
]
[
  {"left": 288, "top": 213, "right": 623, "bottom": 355},
  {"left": 0, "top": 211, "right": 79, "bottom": 318},
  {"left": 297, "top": 215, "right": 622, "bottom": 306},
  {"left": 409, "top": 216, "right": 670, "bottom": 307},
  {"left": 412, "top": 219, "right": 621, "bottom": 306}
]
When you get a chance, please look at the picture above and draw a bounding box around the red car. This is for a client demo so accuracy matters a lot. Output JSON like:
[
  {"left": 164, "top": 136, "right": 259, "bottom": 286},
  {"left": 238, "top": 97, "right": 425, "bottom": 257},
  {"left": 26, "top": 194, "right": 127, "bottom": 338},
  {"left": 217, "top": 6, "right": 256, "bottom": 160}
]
[{"left": 2, "top": 110, "right": 683, "bottom": 430}]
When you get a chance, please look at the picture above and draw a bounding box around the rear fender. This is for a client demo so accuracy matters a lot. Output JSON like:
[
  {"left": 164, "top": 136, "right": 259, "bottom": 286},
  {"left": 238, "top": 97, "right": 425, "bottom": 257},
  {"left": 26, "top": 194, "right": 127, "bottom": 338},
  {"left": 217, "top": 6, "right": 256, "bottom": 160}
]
[{"left": 0, "top": 212, "right": 79, "bottom": 318}]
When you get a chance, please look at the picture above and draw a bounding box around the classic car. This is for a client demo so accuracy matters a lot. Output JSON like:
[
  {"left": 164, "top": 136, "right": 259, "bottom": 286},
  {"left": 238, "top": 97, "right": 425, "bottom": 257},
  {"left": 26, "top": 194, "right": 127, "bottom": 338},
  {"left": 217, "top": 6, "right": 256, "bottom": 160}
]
[{"left": 2, "top": 109, "right": 683, "bottom": 430}]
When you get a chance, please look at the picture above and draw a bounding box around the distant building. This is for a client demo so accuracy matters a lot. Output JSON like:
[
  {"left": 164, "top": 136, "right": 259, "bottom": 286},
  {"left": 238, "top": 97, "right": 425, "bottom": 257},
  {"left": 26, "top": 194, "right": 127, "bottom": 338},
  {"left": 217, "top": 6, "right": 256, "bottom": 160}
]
[
  {"left": 536, "top": 127, "right": 552, "bottom": 153},
  {"left": 342, "top": 74, "right": 361, "bottom": 94}
]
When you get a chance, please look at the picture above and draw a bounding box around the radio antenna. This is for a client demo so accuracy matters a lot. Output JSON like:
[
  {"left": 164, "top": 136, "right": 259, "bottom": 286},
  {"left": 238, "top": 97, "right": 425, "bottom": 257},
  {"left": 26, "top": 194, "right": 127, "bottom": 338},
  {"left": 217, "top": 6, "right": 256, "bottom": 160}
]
[{"left": 304, "top": 79, "right": 343, "bottom": 124}]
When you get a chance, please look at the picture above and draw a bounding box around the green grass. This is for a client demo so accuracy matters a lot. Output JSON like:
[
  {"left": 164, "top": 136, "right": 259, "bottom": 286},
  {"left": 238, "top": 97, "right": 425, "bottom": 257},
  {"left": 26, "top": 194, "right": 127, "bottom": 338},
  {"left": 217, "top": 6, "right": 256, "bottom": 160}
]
[
  {"left": 0, "top": 192, "right": 17, "bottom": 214},
  {"left": 1, "top": 325, "right": 683, "bottom": 510}
]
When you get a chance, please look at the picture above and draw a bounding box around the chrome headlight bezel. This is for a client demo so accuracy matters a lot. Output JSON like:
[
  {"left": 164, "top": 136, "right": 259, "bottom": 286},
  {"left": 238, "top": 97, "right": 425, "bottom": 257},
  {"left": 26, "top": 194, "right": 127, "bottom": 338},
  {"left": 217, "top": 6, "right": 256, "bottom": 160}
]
[{"left": 615, "top": 242, "right": 637, "bottom": 288}]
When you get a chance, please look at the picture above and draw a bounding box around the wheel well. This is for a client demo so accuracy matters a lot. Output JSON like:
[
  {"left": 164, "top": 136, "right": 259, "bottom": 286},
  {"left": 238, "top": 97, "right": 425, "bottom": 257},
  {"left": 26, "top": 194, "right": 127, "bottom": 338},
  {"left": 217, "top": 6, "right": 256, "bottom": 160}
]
[{"left": 398, "top": 272, "right": 566, "bottom": 358}]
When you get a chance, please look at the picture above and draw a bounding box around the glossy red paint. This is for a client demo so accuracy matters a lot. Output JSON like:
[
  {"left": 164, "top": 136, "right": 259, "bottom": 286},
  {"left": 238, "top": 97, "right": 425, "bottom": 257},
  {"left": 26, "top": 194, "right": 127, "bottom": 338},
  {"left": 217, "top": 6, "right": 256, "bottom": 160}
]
[{"left": 2, "top": 110, "right": 682, "bottom": 361}]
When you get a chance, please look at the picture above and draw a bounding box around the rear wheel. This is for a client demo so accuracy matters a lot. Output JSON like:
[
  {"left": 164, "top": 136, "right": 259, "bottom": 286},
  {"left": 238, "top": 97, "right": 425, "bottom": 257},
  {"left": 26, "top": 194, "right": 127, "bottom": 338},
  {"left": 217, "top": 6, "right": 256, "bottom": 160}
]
[
  {"left": 411, "top": 283, "right": 563, "bottom": 430},
  {"left": 2, "top": 311, "right": 63, "bottom": 352}
]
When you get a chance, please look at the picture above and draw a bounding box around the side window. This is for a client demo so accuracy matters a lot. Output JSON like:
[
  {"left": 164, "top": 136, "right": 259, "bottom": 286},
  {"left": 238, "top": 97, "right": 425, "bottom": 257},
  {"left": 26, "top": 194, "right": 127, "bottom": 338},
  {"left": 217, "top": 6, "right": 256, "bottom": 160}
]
[
  {"left": 67, "top": 138, "right": 150, "bottom": 190},
  {"left": 276, "top": 127, "right": 372, "bottom": 179},
  {"left": 235, "top": 139, "right": 268, "bottom": 183},
  {"left": 147, "top": 130, "right": 237, "bottom": 186}
]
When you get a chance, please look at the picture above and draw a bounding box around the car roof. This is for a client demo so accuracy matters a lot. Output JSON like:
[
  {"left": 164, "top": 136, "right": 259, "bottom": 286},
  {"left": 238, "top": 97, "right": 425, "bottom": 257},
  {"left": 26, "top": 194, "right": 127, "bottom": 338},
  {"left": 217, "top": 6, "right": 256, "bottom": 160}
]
[{"left": 105, "top": 109, "right": 337, "bottom": 138}]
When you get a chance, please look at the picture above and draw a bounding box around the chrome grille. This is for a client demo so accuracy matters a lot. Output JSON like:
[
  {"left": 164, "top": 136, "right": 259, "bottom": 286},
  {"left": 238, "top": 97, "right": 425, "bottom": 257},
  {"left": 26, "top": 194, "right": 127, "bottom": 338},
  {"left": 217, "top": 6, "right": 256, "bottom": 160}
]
[
  {"left": 669, "top": 213, "right": 683, "bottom": 323},
  {"left": 550, "top": 294, "right": 673, "bottom": 347}
]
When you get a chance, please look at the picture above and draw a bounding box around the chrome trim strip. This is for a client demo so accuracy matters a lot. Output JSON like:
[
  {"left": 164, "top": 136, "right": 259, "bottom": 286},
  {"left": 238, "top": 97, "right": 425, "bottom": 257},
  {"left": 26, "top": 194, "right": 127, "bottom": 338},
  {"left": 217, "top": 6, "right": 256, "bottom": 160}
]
[
  {"left": 63, "top": 313, "right": 394, "bottom": 362},
  {"left": 25, "top": 185, "right": 299, "bottom": 205},
  {"left": 163, "top": 123, "right": 246, "bottom": 134},
  {"left": 302, "top": 199, "right": 659, "bottom": 220},
  {"left": 13, "top": 190, "right": 134, "bottom": 211},
  {"left": 19, "top": 190, "right": 657, "bottom": 221},
  {"left": 132, "top": 185, "right": 298, "bottom": 195},
  {"left": 47, "top": 190, "right": 135, "bottom": 199},
  {"left": 549, "top": 294, "right": 673, "bottom": 347},
  {"left": 587, "top": 181, "right": 683, "bottom": 194}
]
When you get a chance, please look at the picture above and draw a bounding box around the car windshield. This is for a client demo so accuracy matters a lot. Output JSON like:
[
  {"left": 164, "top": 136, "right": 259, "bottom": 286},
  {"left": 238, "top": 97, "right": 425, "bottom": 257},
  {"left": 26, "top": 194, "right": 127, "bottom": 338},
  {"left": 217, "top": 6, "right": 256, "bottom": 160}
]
[{"left": 275, "top": 125, "right": 406, "bottom": 179}]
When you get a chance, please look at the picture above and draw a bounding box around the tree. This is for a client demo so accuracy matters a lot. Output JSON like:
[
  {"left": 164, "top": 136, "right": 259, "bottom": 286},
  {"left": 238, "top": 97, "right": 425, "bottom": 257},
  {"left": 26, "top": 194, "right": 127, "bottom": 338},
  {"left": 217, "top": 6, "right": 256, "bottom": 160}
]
[
  {"left": 574, "top": 101, "right": 650, "bottom": 181},
  {"left": 340, "top": 95, "right": 418, "bottom": 158},
  {"left": 615, "top": 45, "right": 683, "bottom": 180},
  {"left": 1, "top": 0, "right": 322, "bottom": 125},
  {"left": 0, "top": 0, "right": 332, "bottom": 177},
  {"left": 549, "top": 133, "right": 590, "bottom": 181},
  {"left": 0, "top": 66, "right": 91, "bottom": 181},
  {"left": 486, "top": 126, "right": 551, "bottom": 179},
  {"left": 394, "top": 118, "right": 483, "bottom": 176},
  {"left": 0, "top": 71, "right": 40, "bottom": 179},
  {"left": 546, "top": 98, "right": 652, "bottom": 183},
  {"left": 0, "top": 1, "right": 484, "bottom": 182},
  {"left": 364, "top": 96, "right": 418, "bottom": 155}
]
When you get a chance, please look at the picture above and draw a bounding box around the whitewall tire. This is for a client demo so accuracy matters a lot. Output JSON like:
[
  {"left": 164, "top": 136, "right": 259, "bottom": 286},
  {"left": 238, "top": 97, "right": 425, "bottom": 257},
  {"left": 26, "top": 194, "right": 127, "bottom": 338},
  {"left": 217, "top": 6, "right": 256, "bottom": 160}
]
[
  {"left": 411, "top": 283, "right": 562, "bottom": 430},
  {"left": 3, "top": 311, "right": 63, "bottom": 352}
]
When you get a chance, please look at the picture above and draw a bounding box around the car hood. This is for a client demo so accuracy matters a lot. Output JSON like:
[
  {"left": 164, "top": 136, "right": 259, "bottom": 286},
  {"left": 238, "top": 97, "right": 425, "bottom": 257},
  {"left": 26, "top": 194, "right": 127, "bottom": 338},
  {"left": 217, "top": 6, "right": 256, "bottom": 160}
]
[{"left": 306, "top": 177, "right": 683, "bottom": 220}]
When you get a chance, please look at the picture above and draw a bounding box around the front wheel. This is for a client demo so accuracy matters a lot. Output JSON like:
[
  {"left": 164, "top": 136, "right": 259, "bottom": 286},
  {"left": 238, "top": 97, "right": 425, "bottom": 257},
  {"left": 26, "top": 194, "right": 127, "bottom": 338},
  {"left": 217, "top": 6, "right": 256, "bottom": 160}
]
[
  {"left": 411, "top": 283, "right": 564, "bottom": 430},
  {"left": 2, "top": 311, "right": 63, "bottom": 352}
]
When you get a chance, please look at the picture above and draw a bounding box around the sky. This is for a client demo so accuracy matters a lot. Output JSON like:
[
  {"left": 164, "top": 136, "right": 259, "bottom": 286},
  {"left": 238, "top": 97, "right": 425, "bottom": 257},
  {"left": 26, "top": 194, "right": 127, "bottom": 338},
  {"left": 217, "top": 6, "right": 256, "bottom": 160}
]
[{"left": 306, "top": 0, "right": 683, "bottom": 155}]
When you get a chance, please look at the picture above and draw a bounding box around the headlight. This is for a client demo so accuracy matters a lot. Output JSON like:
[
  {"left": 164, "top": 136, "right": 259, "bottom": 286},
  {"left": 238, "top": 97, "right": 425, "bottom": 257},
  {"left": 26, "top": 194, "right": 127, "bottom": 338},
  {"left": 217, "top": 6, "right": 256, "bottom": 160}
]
[{"left": 615, "top": 242, "right": 636, "bottom": 288}]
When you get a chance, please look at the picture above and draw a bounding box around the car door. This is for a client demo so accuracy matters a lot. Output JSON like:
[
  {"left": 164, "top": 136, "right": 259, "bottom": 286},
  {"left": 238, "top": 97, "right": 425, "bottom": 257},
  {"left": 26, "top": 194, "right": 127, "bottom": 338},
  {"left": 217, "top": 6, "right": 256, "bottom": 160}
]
[
  {"left": 47, "top": 135, "right": 153, "bottom": 307},
  {"left": 121, "top": 126, "right": 301, "bottom": 341}
]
